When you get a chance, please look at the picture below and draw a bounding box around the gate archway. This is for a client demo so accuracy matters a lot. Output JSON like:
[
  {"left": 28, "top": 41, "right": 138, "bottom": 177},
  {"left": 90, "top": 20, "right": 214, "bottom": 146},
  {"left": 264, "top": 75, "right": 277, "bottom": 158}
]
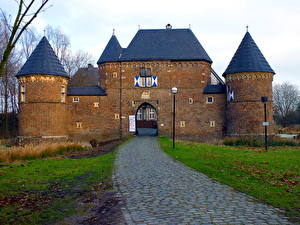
[{"left": 135, "top": 102, "right": 158, "bottom": 136}]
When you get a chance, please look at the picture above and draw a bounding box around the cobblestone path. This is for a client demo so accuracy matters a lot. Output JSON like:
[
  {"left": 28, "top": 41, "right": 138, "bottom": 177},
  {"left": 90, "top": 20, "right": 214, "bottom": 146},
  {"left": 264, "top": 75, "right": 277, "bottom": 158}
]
[{"left": 114, "top": 137, "right": 295, "bottom": 224}]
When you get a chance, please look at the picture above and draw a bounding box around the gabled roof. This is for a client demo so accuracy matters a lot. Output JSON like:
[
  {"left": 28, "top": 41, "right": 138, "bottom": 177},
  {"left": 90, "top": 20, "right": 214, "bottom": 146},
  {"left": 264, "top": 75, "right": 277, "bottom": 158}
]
[
  {"left": 223, "top": 32, "right": 275, "bottom": 76},
  {"left": 97, "top": 35, "right": 123, "bottom": 64},
  {"left": 203, "top": 84, "right": 226, "bottom": 94},
  {"left": 16, "top": 37, "right": 68, "bottom": 78},
  {"left": 120, "top": 29, "right": 212, "bottom": 62},
  {"left": 68, "top": 64, "right": 98, "bottom": 87},
  {"left": 67, "top": 86, "right": 107, "bottom": 96}
]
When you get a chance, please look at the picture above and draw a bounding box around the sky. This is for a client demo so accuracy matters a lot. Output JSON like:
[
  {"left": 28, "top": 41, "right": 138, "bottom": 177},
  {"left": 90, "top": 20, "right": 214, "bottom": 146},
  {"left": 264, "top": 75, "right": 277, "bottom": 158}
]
[{"left": 1, "top": 0, "right": 300, "bottom": 87}]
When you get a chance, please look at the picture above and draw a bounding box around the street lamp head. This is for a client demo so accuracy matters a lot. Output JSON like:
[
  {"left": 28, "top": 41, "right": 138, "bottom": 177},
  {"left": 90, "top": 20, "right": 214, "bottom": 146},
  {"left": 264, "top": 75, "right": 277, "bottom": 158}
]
[
  {"left": 171, "top": 87, "right": 178, "bottom": 94},
  {"left": 261, "top": 96, "right": 268, "bottom": 103}
]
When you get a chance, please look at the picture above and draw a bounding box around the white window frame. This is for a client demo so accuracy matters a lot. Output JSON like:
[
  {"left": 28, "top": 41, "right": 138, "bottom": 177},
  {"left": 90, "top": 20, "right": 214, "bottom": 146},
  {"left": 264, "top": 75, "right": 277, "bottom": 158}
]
[
  {"left": 113, "top": 72, "right": 118, "bottom": 78},
  {"left": 73, "top": 97, "right": 79, "bottom": 102},
  {"left": 20, "top": 85, "right": 26, "bottom": 103},
  {"left": 149, "top": 108, "right": 155, "bottom": 120},
  {"left": 188, "top": 98, "right": 193, "bottom": 104},
  {"left": 180, "top": 121, "right": 186, "bottom": 127},
  {"left": 61, "top": 85, "right": 66, "bottom": 103},
  {"left": 114, "top": 113, "right": 120, "bottom": 119},
  {"left": 93, "top": 102, "right": 99, "bottom": 108},
  {"left": 76, "top": 121, "right": 82, "bottom": 128},
  {"left": 146, "top": 77, "right": 152, "bottom": 87},
  {"left": 210, "top": 121, "right": 215, "bottom": 127}
]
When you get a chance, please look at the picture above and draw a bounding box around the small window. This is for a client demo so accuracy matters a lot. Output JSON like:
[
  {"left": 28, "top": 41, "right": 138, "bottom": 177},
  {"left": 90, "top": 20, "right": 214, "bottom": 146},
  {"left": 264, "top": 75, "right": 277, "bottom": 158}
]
[
  {"left": 137, "top": 111, "right": 142, "bottom": 120},
  {"left": 114, "top": 114, "right": 120, "bottom": 119},
  {"left": 149, "top": 108, "right": 155, "bottom": 120},
  {"left": 76, "top": 122, "right": 82, "bottom": 128},
  {"left": 73, "top": 97, "right": 79, "bottom": 102},
  {"left": 146, "top": 77, "right": 152, "bottom": 87},
  {"left": 93, "top": 102, "right": 99, "bottom": 108},
  {"left": 210, "top": 121, "right": 215, "bottom": 127},
  {"left": 131, "top": 101, "right": 135, "bottom": 107},
  {"left": 188, "top": 98, "right": 193, "bottom": 104},
  {"left": 180, "top": 121, "right": 186, "bottom": 127},
  {"left": 206, "top": 96, "right": 214, "bottom": 103},
  {"left": 61, "top": 85, "right": 66, "bottom": 103},
  {"left": 113, "top": 72, "right": 118, "bottom": 78},
  {"left": 20, "top": 85, "right": 26, "bottom": 103}
]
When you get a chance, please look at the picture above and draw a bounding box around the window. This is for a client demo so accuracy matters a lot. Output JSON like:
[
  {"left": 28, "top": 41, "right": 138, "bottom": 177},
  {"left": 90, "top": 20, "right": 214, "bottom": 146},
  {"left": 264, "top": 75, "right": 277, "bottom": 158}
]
[
  {"left": 76, "top": 122, "right": 82, "bottom": 128},
  {"left": 61, "top": 85, "right": 66, "bottom": 103},
  {"left": 139, "top": 67, "right": 152, "bottom": 87},
  {"left": 206, "top": 96, "right": 214, "bottom": 103},
  {"left": 114, "top": 114, "right": 120, "bottom": 119},
  {"left": 149, "top": 108, "right": 155, "bottom": 120},
  {"left": 113, "top": 72, "right": 118, "bottom": 78},
  {"left": 73, "top": 97, "right": 79, "bottom": 102},
  {"left": 210, "top": 121, "right": 215, "bottom": 127},
  {"left": 180, "top": 121, "right": 186, "bottom": 127},
  {"left": 188, "top": 98, "right": 193, "bottom": 104},
  {"left": 137, "top": 111, "right": 142, "bottom": 120},
  {"left": 93, "top": 102, "right": 99, "bottom": 108},
  {"left": 20, "top": 85, "right": 26, "bottom": 103},
  {"left": 131, "top": 101, "right": 135, "bottom": 107}
]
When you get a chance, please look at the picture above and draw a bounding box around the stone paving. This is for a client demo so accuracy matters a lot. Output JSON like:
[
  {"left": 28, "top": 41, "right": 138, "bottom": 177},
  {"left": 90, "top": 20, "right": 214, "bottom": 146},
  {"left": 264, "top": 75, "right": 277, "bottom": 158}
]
[{"left": 114, "top": 137, "right": 295, "bottom": 225}]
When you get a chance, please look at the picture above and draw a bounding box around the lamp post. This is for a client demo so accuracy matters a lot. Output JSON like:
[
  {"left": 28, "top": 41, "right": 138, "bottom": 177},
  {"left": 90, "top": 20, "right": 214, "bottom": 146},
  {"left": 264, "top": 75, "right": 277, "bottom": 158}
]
[
  {"left": 171, "top": 87, "right": 178, "bottom": 149},
  {"left": 261, "top": 96, "right": 268, "bottom": 151}
]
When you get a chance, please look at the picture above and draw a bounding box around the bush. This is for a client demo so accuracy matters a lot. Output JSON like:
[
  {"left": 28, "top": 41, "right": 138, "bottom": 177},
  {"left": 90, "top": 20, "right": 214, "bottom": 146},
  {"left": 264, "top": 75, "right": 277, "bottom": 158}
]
[
  {"left": 0, "top": 142, "right": 86, "bottom": 162},
  {"left": 223, "top": 137, "right": 299, "bottom": 147}
]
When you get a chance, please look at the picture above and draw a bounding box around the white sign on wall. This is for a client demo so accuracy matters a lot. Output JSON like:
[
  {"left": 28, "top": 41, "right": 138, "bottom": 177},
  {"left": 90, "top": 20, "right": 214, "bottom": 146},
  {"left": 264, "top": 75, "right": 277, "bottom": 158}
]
[{"left": 129, "top": 115, "right": 136, "bottom": 132}]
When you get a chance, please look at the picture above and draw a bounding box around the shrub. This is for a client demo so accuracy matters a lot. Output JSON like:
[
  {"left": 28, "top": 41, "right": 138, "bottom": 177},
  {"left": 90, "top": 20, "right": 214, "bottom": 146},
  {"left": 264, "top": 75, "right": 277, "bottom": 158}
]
[
  {"left": 223, "top": 137, "right": 299, "bottom": 147},
  {"left": 0, "top": 142, "right": 86, "bottom": 162}
]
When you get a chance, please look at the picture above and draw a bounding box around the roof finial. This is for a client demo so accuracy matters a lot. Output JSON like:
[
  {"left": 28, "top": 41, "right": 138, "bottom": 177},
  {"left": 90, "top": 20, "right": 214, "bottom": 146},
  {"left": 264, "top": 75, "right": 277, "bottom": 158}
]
[
  {"left": 246, "top": 25, "right": 249, "bottom": 32},
  {"left": 43, "top": 29, "right": 46, "bottom": 37},
  {"left": 112, "top": 28, "right": 115, "bottom": 35},
  {"left": 138, "top": 24, "right": 141, "bottom": 30},
  {"left": 189, "top": 24, "right": 191, "bottom": 29}
]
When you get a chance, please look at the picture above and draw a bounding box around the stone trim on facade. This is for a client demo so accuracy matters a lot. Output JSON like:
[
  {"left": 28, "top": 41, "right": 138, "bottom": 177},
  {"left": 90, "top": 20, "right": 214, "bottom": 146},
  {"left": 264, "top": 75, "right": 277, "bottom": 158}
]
[{"left": 226, "top": 72, "right": 273, "bottom": 81}]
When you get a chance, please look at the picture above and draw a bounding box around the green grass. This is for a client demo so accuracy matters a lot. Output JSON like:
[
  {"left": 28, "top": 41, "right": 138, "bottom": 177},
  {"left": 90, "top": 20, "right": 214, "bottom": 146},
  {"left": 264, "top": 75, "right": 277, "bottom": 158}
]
[
  {"left": 0, "top": 152, "right": 116, "bottom": 224},
  {"left": 159, "top": 137, "right": 300, "bottom": 218}
]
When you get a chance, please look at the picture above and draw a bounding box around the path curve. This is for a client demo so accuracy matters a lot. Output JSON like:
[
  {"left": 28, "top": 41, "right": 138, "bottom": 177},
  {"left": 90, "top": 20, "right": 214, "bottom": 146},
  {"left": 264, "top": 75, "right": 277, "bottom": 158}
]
[{"left": 114, "top": 137, "right": 294, "bottom": 225}]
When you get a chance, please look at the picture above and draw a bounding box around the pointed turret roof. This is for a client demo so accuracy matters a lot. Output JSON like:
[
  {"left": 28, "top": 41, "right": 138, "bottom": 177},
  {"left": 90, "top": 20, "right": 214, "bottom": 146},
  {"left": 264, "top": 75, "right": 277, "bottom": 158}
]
[
  {"left": 97, "top": 35, "right": 123, "bottom": 64},
  {"left": 223, "top": 32, "right": 274, "bottom": 76},
  {"left": 17, "top": 37, "right": 68, "bottom": 78}
]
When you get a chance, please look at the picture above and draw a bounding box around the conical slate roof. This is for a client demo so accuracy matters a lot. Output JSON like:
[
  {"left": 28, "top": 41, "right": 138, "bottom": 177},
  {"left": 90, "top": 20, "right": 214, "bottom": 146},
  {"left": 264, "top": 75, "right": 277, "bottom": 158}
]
[
  {"left": 17, "top": 36, "right": 68, "bottom": 78},
  {"left": 223, "top": 32, "right": 274, "bottom": 76},
  {"left": 97, "top": 35, "right": 123, "bottom": 64}
]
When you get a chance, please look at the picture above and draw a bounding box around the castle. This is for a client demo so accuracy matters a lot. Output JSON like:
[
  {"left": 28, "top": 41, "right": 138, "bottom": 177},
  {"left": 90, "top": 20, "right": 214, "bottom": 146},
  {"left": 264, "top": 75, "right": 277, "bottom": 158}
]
[{"left": 16, "top": 25, "right": 275, "bottom": 142}]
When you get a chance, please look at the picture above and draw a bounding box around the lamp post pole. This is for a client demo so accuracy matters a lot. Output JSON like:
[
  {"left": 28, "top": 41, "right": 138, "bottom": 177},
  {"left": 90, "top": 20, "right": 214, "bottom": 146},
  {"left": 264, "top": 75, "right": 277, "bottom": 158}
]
[
  {"left": 171, "top": 87, "right": 178, "bottom": 149},
  {"left": 261, "top": 96, "right": 268, "bottom": 151}
]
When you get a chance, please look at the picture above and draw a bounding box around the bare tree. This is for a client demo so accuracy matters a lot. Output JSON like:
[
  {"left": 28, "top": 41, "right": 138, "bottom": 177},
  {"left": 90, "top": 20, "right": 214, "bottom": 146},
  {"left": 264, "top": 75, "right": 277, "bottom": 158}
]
[
  {"left": 273, "top": 82, "right": 300, "bottom": 127},
  {"left": 0, "top": 0, "right": 49, "bottom": 77},
  {"left": 64, "top": 50, "right": 94, "bottom": 76}
]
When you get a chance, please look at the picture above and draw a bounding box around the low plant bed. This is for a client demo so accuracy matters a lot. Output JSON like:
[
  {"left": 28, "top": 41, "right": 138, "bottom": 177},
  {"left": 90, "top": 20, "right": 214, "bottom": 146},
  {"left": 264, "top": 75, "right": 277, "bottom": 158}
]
[{"left": 159, "top": 137, "right": 300, "bottom": 220}]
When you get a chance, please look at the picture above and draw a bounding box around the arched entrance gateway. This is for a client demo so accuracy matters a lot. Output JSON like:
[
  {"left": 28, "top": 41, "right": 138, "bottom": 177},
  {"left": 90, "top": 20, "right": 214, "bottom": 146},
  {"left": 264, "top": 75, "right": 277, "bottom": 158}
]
[{"left": 135, "top": 103, "right": 158, "bottom": 136}]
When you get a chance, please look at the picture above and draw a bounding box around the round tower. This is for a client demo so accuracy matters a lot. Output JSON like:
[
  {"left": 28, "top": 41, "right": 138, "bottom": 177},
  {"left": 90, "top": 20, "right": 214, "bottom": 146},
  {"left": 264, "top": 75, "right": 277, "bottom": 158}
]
[
  {"left": 16, "top": 37, "right": 69, "bottom": 137},
  {"left": 223, "top": 31, "right": 275, "bottom": 136}
]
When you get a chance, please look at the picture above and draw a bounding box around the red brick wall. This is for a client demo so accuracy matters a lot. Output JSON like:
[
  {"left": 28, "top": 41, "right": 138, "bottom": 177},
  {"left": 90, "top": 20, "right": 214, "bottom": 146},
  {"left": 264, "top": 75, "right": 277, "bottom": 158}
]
[{"left": 225, "top": 72, "right": 274, "bottom": 136}]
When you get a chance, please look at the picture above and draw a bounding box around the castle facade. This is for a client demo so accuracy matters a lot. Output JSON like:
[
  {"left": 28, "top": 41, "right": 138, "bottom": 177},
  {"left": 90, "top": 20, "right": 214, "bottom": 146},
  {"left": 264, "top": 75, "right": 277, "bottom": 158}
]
[{"left": 16, "top": 25, "right": 275, "bottom": 142}]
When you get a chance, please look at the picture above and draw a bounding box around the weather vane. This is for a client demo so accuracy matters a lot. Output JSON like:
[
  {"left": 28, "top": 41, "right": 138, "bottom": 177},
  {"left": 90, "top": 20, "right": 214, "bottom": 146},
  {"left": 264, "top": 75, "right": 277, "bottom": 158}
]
[
  {"left": 246, "top": 25, "right": 249, "bottom": 32},
  {"left": 113, "top": 28, "right": 115, "bottom": 35}
]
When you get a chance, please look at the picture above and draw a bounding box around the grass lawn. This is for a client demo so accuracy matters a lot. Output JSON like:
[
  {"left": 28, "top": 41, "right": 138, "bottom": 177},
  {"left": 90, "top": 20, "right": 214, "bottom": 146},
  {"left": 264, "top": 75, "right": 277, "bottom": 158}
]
[
  {"left": 0, "top": 152, "right": 116, "bottom": 224},
  {"left": 159, "top": 137, "right": 300, "bottom": 218}
]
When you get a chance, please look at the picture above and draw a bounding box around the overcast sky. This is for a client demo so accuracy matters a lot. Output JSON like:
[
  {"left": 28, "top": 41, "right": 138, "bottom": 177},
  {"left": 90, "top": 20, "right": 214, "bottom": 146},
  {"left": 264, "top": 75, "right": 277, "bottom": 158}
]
[{"left": 1, "top": 0, "right": 300, "bottom": 87}]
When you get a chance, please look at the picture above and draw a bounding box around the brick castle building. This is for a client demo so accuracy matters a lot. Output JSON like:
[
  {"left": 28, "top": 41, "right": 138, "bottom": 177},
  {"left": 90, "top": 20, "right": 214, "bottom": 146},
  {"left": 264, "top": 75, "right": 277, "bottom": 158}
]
[{"left": 16, "top": 25, "right": 275, "bottom": 142}]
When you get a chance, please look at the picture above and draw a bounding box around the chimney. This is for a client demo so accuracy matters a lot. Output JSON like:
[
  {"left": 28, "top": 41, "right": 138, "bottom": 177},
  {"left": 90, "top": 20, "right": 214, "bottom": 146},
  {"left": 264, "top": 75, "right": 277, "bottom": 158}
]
[{"left": 88, "top": 63, "right": 93, "bottom": 70}]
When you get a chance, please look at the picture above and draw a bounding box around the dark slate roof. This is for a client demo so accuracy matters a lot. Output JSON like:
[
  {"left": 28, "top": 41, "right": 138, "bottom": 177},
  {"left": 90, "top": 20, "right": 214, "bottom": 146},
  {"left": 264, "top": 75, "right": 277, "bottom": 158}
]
[
  {"left": 67, "top": 86, "right": 107, "bottom": 96},
  {"left": 203, "top": 84, "right": 226, "bottom": 94},
  {"left": 68, "top": 64, "right": 99, "bottom": 87},
  {"left": 16, "top": 36, "right": 68, "bottom": 78},
  {"left": 120, "top": 29, "right": 212, "bottom": 62},
  {"left": 223, "top": 32, "right": 274, "bottom": 76},
  {"left": 97, "top": 35, "right": 123, "bottom": 64}
]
